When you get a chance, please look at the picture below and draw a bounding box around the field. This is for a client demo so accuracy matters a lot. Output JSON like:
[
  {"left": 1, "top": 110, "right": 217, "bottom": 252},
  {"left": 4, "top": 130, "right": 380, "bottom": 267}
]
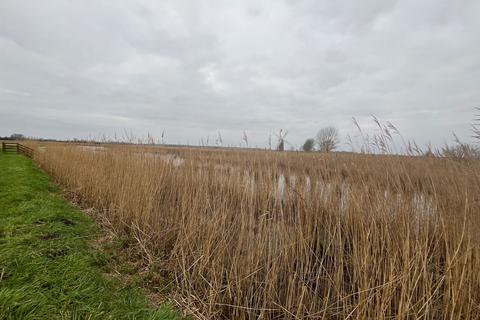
[{"left": 27, "top": 142, "right": 480, "bottom": 319}]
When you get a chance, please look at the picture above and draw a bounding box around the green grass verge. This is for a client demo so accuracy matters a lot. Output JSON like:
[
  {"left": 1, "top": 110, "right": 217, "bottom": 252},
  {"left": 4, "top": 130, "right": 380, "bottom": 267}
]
[{"left": 0, "top": 154, "right": 179, "bottom": 320}]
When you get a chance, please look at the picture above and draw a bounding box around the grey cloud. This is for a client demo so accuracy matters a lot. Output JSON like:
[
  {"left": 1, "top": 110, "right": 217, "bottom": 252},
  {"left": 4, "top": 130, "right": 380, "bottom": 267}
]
[{"left": 0, "top": 0, "right": 479, "bottom": 149}]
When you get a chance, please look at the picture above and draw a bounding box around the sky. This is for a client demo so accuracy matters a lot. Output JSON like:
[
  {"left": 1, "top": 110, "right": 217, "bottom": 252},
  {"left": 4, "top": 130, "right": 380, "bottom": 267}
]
[{"left": 0, "top": 0, "right": 479, "bottom": 150}]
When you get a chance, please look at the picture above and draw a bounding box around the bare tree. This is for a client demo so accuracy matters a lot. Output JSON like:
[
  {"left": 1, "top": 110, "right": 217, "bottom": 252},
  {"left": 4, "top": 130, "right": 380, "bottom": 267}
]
[
  {"left": 302, "top": 138, "right": 315, "bottom": 152},
  {"left": 10, "top": 133, "right": 26, "bottom": 140},
  {"left": 316, "top": 127, "right": 339, "bottom": 152},
  {"left": 161, "top": 130, "right": 166, "bottom": 144},
  {"left": 242, "top": 131, "right": 249, "bottom": 147},
  {"left": 276, "top": 129, "right": 288, "bottom": 151}
]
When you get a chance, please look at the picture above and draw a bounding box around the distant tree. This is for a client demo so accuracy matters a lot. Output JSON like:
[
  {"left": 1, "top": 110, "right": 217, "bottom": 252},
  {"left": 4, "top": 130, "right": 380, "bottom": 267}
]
[
  {"left": 302, "top": 138, "right": 315, "bottom": 152},
  {"left": 10, "top": 133, "right": 25, "bottom": 140},
  {"left": 277, "top": 139, "right": 284, "bottom": 151},
  {"left": 161, "top": 130, "right": 166, "bottom": 144},
  {"left": 242, "top": 131, "right": 249, "bottom": 148},
  {"left": 316, "top": 127, "right": 339, "bottom": 152},
  {"left": 276, "top": 129, "right": 288, "bottom": 151}
]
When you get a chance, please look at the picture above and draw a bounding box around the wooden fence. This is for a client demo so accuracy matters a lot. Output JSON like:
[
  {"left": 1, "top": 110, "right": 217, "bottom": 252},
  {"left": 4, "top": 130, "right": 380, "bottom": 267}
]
[{"left": 1, "top": 142, "right": 34, "bottom": 158}]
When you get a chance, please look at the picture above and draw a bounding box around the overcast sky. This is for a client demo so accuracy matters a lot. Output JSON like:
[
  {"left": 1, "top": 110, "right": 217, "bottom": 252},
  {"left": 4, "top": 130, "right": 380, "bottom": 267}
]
[{"left": 0, "top": 0, "right": 479, "bottom": 149}]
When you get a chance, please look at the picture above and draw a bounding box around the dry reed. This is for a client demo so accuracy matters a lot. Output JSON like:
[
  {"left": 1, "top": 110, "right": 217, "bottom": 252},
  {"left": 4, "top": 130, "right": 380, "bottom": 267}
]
[{"left": 32, "top": 143, "right": 480, "bottom": 319}]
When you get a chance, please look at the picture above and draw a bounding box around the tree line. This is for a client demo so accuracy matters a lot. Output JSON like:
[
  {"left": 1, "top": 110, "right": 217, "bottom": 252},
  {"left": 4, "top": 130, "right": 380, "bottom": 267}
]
[{"left": 301, "top": 126, "right": 340, "bottom": 152}]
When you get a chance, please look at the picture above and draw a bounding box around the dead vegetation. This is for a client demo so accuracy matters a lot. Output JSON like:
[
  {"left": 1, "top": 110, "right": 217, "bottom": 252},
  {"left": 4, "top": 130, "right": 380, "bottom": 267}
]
[{"left": 32, "top": 142, "right": 480, "bottom": 319}]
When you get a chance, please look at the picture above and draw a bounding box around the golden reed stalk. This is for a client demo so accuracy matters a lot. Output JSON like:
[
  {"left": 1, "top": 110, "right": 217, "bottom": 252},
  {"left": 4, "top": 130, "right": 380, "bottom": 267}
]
[{"left": 33, "top": 143, "right": 480, "bottom": 319}]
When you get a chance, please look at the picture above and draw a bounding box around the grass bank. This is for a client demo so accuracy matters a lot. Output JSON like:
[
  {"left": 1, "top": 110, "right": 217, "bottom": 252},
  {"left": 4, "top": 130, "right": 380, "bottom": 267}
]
[{"left": 0, "top": 154, "right": 178, "bottom": 320}]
